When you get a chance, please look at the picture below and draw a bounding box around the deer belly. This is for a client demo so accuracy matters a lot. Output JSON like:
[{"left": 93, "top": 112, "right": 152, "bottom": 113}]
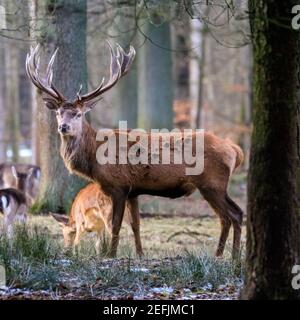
[
  {"left": 130, "top": 183, "right": 196, "bottom": 199},
  {"left": 84, "top": 208, "right": 105, "bottom": 232}
]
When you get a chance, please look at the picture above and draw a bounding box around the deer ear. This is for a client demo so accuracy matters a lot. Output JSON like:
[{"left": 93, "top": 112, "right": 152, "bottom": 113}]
[
  {"left": 34, "top": 168, "right": 41, "bottom": 180},
  {"left": 27, "top": 168, "right": 35, "bottom": 179},
  {"left": 82, "top": 98, "right": 102, "bottom": 114},
  {"left": 43, "top": 98, "right": 59, "bottom": 111},
  {"left": 51, "top": 213, "right": 69, "bottom": 226},
  {"left": 11, "top": 166, "right": 18, "bottom": 179},
  {"left": 0, "top": 195, "right": 8, "bottom": 210}
]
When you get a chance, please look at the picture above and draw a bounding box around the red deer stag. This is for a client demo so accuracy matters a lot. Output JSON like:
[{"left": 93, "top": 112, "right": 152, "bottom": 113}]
[{"left": 26, "top": 43, "right": 244, "bottom": 259}]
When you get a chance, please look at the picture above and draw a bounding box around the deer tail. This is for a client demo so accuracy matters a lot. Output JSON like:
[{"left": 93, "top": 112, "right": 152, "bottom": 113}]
[{"left": 231, "top": 143, "right": 244, "bottom": 170}]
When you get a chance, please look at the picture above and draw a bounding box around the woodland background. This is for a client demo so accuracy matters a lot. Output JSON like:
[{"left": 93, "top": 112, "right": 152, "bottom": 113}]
[{"left": 0, "top": 0, "right": 299, "bottom": 300}]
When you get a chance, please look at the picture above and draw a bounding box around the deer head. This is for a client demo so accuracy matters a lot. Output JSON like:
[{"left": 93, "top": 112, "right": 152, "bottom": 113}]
[
  {"left": 11, "top": 166, "right": 34, "bottom": 193},
  {"left": 51, "top": 213, "right": 76, "bottom": 248},
  {"left": 26, "top": 42, "right": 136, "bottom": 137}
]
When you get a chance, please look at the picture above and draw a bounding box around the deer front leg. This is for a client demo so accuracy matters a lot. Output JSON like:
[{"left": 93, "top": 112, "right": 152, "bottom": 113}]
[
  {"left": 108, "top": 193, "right": 126, "bottom": 258},
  {"left": 72, "top": 228, "right": 83, "bottom": 254},
  {"left": 3, "top": 213, "right": 14, "bottom": 240},
  {"left": 128, "top": 197, "right": 143, "bottom": 257}
]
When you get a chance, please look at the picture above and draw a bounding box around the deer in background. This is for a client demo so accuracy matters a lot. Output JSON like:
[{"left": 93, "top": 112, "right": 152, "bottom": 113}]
[
  {"left": 51, "top": 183, "right": 136, "bottom": 254},
  {"left": 0, "top": 163, "right": 40, "bottom": 205},
  {"left": 0, "top": 166, "right": 34, "bottom": 237},
  {"left": 26, "top": 43, "right": 244, "bottom": 259},
  {"left": 0, "top": 189, "right": 27, "bottom": 238}
]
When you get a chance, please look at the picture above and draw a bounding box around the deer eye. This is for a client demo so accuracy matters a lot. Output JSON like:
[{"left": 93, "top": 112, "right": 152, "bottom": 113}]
[{"left": 76, "top": 113, "right": 82, "bottom": 118}]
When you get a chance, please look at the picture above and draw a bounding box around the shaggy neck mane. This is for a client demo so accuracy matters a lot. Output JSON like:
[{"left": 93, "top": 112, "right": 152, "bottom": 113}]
[{"left": 60, "top": 120, "right": 97, "bottom": 180}]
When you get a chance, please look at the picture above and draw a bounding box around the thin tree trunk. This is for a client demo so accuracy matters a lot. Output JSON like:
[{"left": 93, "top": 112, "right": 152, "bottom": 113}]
[
  {"left": 28, "top": 0, "right": 41, "bottom": 166},
  {"left": 189, "top": 19, "right": 201, "bottom": 129},
  {"left": 31, "top": 0, "right": 88, "bottom": 213},
  {"left": 0, "top": 41, "right": 6, "bottom": 162},
  {"left": 138, "top": 22, "right": 173, "bottom": 130},
  {"left": 110, "top": 7, "right": 138, "bottom": 128},
  {"left": 4, "top": 41, "right": 20, "bottom": 163},
  {"left": 4, "top": 1, "right": 22, "bottom": 163},
  {"left": 242, "top": 0, "right": 300, "bottom": 300},
  {"left": 195, "top": 26, "right": 206, "bottom": 129}
]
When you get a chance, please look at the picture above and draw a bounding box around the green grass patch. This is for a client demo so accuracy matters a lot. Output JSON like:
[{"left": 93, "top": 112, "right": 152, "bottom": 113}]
[{"left": 0, "top": 218, "right": 244, "bottom": 298}]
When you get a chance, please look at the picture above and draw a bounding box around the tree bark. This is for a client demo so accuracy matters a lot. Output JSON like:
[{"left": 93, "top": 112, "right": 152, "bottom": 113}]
[
  {"left": 137, "top": 22, "right": 173, "bottom": 130},
  {"left": 242, "top": 0, "right": 300, "bottom": 300},
  {"left": 28, "top": 0, "right": 41, "bottom": 166},
  {"left": 31, "top": 0, "right": 88, "bottom": 213},
  {"left": 0, "top": 40, "right": 6, "bottom": 162},
  {"left": 4, "top": 41, "right": 20, "bottom": 163},
  {"left": 195, "top": 26, "right": 206, "bottom": 129},
  {"left": 109, "top": 6, "right": 138, "bottom": 129}
]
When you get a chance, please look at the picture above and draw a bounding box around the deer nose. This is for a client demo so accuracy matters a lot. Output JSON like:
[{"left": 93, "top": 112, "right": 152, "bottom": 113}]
[{"left": 59, "top": 123, "right": 70, "bottom": 133}]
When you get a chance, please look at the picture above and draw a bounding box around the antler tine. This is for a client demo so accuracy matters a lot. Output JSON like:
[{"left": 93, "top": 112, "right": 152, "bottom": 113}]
[
  {"left": 46, "top": 48, "right": 58, "bottom": 84},
  {"left": 116, "top": 43, "right": 136, "bottom": 76},
  {"left": 78, "top": 41, "right": 135, "bottom": 104},
  {"left": 98, "top": 40, "right": 122, "bottom": 92},
  {"left": 76, "top": 84, "right": 83, "bottom": 100},
  {"left": 26, "top": 45, "right": 65, "bottom": 102},
  {"left": 116, "top": 44, "right": 124, "bottom": 70}
]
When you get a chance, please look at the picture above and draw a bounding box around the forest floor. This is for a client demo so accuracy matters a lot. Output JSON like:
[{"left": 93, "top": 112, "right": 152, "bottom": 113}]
[{"left": 0, "top": 173, "right": 246, "bottom": 300}]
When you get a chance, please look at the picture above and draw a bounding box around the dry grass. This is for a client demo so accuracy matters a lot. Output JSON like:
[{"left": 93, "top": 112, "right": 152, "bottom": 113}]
[
  {"left": 31, "top": 214, "right": 246, "bottom": 259},
  {"left": 0, "top": 174, "right": 247, "bottom": 299},
  {"left": 0, "top": 215, "right": 246, "bottom": 300}
]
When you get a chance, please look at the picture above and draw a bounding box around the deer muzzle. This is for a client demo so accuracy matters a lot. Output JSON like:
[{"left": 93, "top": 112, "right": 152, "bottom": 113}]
[{"left": 58, "top": 123, "right": 71, "bottom": 134}]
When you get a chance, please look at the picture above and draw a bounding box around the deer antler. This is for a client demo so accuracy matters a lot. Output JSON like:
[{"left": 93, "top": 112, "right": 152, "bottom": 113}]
[
  {"left": 26, "top": 42, "right": 135, "bottom": 105},
  {"left": 76, "top": 41, "right": 136, "bottom": 103},
  {"left": 26, "top": 45, "right": 66, "bottom": 102}
]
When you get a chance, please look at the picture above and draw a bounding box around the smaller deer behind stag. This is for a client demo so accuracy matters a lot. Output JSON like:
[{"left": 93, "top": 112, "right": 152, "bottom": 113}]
[
  {"left": 0, "top": 188, "right": 27, "bottom": 238},
  {"left": 0, "top": 166, "right": 32, "bottom": 237},
  {"left": 0, "top": 163, "right": 40, "bottom": 205},
  {"left": 51, "top": 183, "right": 142, "bottom": 255},
  {"left": 11, "top": 166, "right": 35, "bottom": 204}
]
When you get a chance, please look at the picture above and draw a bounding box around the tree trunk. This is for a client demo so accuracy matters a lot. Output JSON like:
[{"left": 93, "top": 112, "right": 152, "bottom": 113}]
[
  {"left": 4, "top": 41, "right": 20, "bottom": 163},
  {"left": 189, "top": 19, "right": 201, "bottom": 129},
  {"left": 28, "top": 0, "right": 41, "bottom": 166},
  {"left": 31, "top": 0, "right": 88, "bottom": 213},
  {"left": 138, "top": 22, "right": 173, "bottom": 130},
  {"left": 109, "top": 7, "right": 138, "bottom": 129},
  {"left": 195, "top": 26, "right": 207, "bottom": 129},
  {"left": 242, "top": 0, "right": 300, "bottom": 300},
  {"left": 0, "top": 41, "right": 6, "bottom": 162}
]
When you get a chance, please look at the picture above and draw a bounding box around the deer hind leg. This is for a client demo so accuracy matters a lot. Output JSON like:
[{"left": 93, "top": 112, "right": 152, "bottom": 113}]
[
  {"left": 199, "top": 188, "right": 243, "bottom": 259},
  {"left": 225, "top": 194, "right": 243, "bottom": 260},
  {"left": 109, "top": 193, "right": 126, "bottom": 258},
  {"left": 95, "top": 231, "right": 104, "bottom": 255},
  {"left": 73, "top": 225, "right": 84, "bottom": 254},
  {"left": 127, "top": 197, "right": 143, "bottom": 257},
  {"left": 216, "top": 216, "right": 231, "bottom": 257}
]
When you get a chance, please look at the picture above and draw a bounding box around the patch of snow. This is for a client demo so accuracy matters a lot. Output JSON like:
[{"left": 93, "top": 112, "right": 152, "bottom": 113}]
[
  {"left": 201, "top": 283, "right": 213, "bottom": 291},
  {"left": 52, "top": 259, "right": 72, "bottom": 267},
  {"left": 98, "top": 266, "right": 110, "bottom": 270},
  {"left": 150, "top": 286, "right": 174, "bottom": 294},
  {"left": 130, "top": 267, "right": 150, "bottom": 273}
]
